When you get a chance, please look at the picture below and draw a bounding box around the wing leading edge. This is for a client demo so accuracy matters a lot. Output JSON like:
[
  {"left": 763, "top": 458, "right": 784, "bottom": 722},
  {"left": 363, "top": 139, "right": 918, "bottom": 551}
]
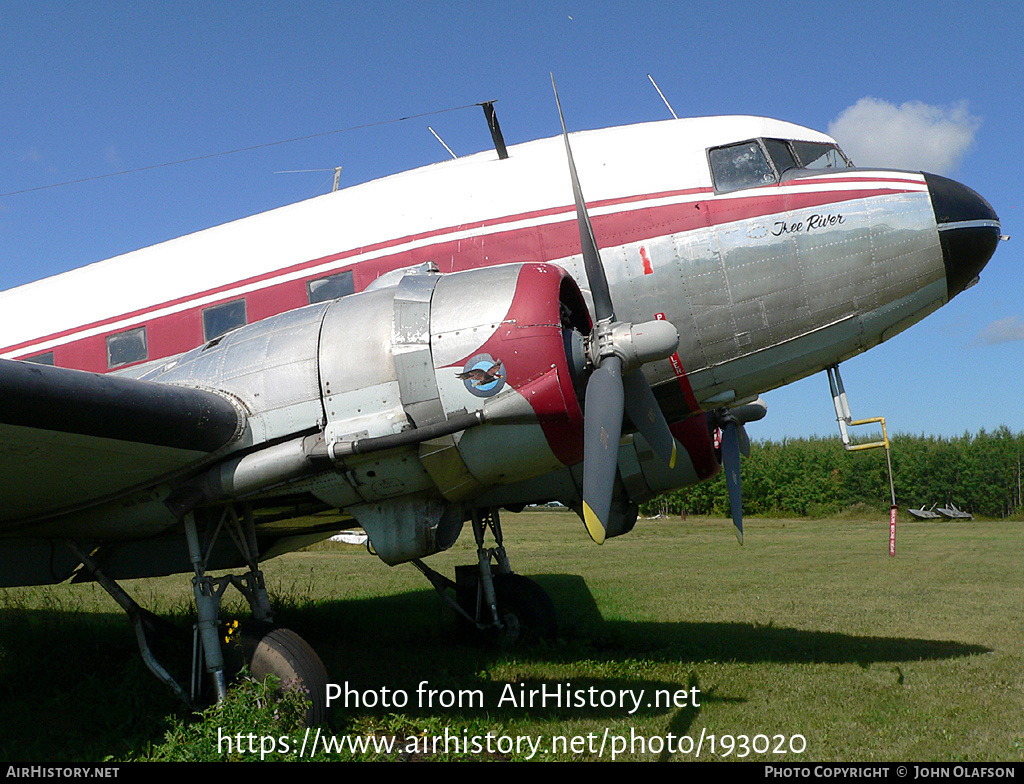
[{"left": 0, "top": 358, "right": 244, "bottom": 525}]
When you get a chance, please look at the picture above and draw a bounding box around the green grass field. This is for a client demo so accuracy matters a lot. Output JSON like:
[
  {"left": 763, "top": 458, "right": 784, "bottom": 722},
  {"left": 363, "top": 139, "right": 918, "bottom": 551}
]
[{"left": 2, "top": 509, "right": 1022, "bottom": 761}]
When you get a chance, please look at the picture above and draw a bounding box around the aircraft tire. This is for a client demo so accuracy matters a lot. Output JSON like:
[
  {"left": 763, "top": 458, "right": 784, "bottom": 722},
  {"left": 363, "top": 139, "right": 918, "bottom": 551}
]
[
  {"left": 492, "top": 574, "right": 557, "bottom": 643},
  {"left": 232, "top": 622, "right": 329, "bottom": 726}
]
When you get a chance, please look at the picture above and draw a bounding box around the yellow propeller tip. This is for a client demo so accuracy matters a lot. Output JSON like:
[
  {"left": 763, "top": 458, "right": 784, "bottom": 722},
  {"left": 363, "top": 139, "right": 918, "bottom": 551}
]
[
  {"left": 669, "top": 442, "right": 677, "bottom": 470},
  {"left": 582, "top": 502, "right": 606, "bottom": 545}
]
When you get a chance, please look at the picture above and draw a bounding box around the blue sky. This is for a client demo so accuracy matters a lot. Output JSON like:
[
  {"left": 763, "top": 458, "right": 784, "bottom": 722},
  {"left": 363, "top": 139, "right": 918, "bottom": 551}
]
[{"left": 1, "top": 1, "right": 1020, "bottom": 442}]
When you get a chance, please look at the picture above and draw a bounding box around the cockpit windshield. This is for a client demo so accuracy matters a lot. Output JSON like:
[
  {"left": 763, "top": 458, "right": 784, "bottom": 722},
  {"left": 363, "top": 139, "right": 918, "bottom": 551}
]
[
  {"left": 764, "top": 138, "right": 798, "bottom": 174},
  {"left": 708, "top": 137, "right": 852, "bottom": 193},
  {"left": 707, "top": 142, "right": 776, "bottom": 193},
  {"left": 790, "top": 140, "right": 850, "bottom": 169}
]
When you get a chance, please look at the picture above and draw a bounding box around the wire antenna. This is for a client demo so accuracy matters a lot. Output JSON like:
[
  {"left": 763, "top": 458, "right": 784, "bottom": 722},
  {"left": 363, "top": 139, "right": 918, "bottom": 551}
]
[
  {"left": 3, "top": 101, "right": 489, "bottom": 199},
  {"left": 274, "top": 166, "right": 343, "bottom": 193}
]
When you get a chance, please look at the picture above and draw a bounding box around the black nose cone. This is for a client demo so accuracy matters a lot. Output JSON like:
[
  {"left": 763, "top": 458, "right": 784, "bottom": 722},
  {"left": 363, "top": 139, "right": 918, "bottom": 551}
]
[{"left": 925, "top": 172, "right": 1001, "bottom": 299}]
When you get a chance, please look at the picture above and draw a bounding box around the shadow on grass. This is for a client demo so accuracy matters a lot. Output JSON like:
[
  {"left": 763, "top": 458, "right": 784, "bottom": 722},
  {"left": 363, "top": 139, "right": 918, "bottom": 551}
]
[
  {"left": 0, "top": 573, "right": 990, "bottom": 761},
  {"left": 283, "top": 573, "right": 989, "bottom": 666},
  {"left": 0, "top": 609, "right": 184, "bottom": 762}
]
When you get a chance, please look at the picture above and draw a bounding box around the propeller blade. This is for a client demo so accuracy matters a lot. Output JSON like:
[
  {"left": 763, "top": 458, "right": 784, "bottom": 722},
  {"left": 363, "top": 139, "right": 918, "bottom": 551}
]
[
  {"left": 581, "top": 355, "right": 624, "bottom": 544},
  {"left": 737, "top": 422, "right": 751, "bottom": 458},
  {"left": 622, "top": 369, "right": 677, "bottom": 468},
  {"left": 551, "top": 74, "right": 615, "bottom": 323},
  {"left": 552, "top": 77, "right": 677, "bottom": 540},
  {"left": 721, "top": 421, "right": 744, "bottom": 544}
]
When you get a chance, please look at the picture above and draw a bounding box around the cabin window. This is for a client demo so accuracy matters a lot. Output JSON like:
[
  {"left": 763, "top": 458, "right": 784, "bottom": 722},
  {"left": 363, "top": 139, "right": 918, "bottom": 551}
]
[
  {"left": 708, "top": 141, "right": 778, "bottom": 193},
  {"left": 791, "top": 140, "right": 850, "bottom": 169},
  {"left": 107, "top": 327, "right": 148, "bottom": 368},
  {"left": 23, "top": 352, "right": 54, "bottom": 366},
  {"left": 202, "top": 299, "right": 247, "bottom": 342},
  {"left": 307, "top": 270, "right": 354, "bottom": 304}
]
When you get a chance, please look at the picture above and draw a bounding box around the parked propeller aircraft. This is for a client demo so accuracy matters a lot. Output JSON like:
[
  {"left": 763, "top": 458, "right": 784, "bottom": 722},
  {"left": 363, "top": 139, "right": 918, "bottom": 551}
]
[{"left": 0, "top": 91, "right": 1002, "bottom": 723}]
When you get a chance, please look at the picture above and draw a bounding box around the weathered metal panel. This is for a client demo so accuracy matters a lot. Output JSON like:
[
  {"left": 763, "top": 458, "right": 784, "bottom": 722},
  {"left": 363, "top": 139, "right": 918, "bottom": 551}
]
[
  {"left": 143, "top": 302, "right": 327, "bottom": 443},
  {"left": 349, "top": 495, "right": 463, "bottom": 566},
  {"left": 428, "top": 264, "right": 519, "bottom": 370},
  {"left": 319, "top": 288, "right": 399, "bottom": 395},
  {"left": 392, "top": 272, "right": 444, "bottom": 426}
]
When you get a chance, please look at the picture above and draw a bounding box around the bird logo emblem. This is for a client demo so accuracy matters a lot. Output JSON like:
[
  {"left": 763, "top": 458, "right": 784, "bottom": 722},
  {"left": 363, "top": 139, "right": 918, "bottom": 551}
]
[{"left": 457, "top": 354, "right": 506, "bottom": 397}]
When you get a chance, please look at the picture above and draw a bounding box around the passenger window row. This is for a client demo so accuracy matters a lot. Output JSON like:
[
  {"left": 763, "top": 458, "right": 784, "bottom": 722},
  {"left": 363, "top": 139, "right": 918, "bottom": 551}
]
[{"left": 23, "top": 270, "right": 356, "bottom": 369}]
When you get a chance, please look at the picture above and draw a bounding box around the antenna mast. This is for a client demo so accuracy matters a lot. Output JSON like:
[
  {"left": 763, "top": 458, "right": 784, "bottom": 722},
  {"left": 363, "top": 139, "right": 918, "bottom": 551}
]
[
  {"left": 428, "top": 127, "right": 457, "bottom": 159},
  {"left": 647, "top": 74, "right": 678, "bottom": 119}
]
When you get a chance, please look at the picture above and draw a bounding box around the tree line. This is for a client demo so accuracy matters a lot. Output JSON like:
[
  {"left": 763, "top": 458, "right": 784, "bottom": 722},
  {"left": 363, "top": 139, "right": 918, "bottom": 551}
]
[{"left": 641, "top": 426, "right": 1024, "bottom": 519}]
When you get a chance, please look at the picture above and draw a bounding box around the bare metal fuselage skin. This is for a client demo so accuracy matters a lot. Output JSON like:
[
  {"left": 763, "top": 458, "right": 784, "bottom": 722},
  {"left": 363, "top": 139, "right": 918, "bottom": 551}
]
[
  {"left": 0, "top": 116, "right": 1000, "bottom": 583},
  {"left": 587, "top": 170, "right": 945, "bottom": 414}
]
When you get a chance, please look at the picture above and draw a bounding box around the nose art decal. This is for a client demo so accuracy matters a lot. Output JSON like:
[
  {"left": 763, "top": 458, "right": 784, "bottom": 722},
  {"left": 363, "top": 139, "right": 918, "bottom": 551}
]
[{"left": 457, "top": 354, "right": 507, "bottom": 397}]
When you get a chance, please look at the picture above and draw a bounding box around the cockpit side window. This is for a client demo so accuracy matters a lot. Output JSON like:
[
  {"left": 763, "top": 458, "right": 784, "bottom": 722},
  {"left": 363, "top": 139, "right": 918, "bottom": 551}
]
[
  {"left": 791, "top": 140, "right": 850, "bottom": 169},
  {"left": 708, "top": 141, "right": 777, "bottom": 193}
]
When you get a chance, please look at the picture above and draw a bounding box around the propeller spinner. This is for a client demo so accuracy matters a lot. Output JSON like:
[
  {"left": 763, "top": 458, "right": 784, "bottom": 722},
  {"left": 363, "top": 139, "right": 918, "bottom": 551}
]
[{"left": 551, "top": 76, "right": 680, "bottom": 544}]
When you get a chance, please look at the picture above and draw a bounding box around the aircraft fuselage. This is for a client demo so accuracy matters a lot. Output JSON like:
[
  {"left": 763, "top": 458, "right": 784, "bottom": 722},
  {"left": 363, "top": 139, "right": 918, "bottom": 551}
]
[{"left": 0, "top": 115, "right": 1000, "bottom": 566}]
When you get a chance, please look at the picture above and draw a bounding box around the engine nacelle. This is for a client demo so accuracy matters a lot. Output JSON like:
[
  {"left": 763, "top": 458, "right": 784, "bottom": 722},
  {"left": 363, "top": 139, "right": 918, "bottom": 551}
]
[
  {"left": 146, "top": 261, "right": 718, "bottom": 560},
  {"left": 147, "top": 262, "right": 591, "bottom": 565}
]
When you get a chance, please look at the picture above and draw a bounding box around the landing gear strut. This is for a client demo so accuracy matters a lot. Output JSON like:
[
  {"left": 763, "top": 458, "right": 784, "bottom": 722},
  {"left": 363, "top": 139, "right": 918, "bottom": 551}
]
[
  {"left": 67, "top": 504, "right": 328, "bottom": 725},
  {"left": 413, "top": 507, "right": 557, "bottom": 645}
]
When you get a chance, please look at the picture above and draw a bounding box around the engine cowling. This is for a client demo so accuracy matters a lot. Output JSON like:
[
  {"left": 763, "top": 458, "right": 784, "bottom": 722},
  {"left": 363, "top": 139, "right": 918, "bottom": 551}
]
[
  {"left": 309, "top": 263, "right": 591, "bottom": 562},
  {"left": 317, "top": 262, "right": 591, "bottom": 495}
]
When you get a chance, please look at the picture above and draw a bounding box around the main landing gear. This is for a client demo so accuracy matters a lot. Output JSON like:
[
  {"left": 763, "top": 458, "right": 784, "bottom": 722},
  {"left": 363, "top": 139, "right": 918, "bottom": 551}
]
[
  {"left": 412, "top": 507, "right": 557, "bottom": 646},
  {"left": 67, "top": 504, "right": 328, "bottom": 725}
]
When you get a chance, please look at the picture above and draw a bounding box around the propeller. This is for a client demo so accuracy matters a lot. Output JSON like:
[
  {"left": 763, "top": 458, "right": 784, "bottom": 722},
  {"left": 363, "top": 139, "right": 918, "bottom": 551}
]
[
  {"left": 711, "top": 399, "right": 767, "bottom": 544},
  {"left": 552, "top": 76, "right": 680, "bottom": 544}
]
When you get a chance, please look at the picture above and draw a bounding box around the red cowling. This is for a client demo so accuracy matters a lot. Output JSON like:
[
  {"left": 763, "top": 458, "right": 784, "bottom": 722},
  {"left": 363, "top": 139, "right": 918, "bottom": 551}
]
[
  {"left": 451, "top": 263, "right": 590, "bottom": 467},
  {"left": 670, "top": 415, "right": 721, "bottom": 483}
]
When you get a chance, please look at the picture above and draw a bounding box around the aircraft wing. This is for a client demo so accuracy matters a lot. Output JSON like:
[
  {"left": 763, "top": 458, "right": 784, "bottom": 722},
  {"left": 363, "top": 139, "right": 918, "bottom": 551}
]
[{"left": 0, "top": 358, "right": 244, "bottom": 527}]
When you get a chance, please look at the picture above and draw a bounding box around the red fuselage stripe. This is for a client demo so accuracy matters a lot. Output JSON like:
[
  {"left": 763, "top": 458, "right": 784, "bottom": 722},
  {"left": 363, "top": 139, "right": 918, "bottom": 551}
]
[{"left": 6, "top": 184, "right": 918, "bottom": 371}]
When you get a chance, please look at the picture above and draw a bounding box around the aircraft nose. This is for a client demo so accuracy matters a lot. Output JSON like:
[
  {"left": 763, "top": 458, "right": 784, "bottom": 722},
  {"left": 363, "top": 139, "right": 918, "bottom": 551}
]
[{"left": 924, "top": 173, "right": 1001, "bottom": 299}]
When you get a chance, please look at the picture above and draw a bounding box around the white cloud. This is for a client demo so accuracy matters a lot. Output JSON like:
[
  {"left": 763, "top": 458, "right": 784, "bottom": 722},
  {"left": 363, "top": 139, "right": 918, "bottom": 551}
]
[
  {"left": 977, "top": 316, "right": 1024, "bottom": 345},
  {"left": 828, "top": 97, "right": 980, "bottom": 175}
]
